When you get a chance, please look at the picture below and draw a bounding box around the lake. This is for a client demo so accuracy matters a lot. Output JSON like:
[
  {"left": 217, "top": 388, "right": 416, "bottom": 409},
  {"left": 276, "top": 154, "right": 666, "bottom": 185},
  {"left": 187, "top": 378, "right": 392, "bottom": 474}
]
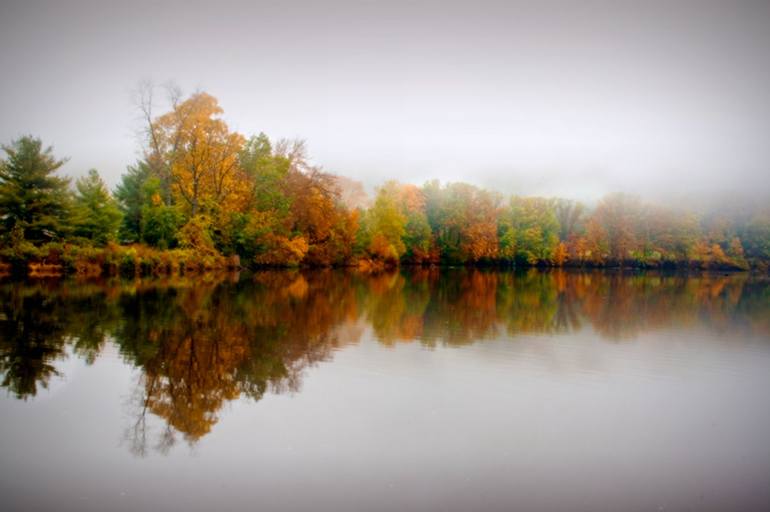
[{"left": 1, "top": 269, "right": 770, "bottom": 511}]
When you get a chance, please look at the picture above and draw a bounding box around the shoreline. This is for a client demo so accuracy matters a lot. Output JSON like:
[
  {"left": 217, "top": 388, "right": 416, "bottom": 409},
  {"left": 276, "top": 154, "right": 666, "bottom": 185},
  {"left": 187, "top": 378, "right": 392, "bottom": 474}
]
[{"left": 0, "top": 250, "right": 763, "bottom": 280}]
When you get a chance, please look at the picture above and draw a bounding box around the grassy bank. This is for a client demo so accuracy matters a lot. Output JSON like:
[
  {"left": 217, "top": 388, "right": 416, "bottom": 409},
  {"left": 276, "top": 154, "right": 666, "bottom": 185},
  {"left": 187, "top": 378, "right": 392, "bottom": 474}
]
[
  {"left": 0, "top": 242, "right": 763, "bottom": 279},
  {"left": 0, "top": 243, "right": 240, "bottom": 278}
]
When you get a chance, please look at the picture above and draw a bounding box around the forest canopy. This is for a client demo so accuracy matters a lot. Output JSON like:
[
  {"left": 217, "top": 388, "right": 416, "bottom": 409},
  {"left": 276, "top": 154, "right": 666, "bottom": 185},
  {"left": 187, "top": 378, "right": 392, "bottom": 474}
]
[{"left": 1, "top": 89, "right": 769, "bottom": 276}]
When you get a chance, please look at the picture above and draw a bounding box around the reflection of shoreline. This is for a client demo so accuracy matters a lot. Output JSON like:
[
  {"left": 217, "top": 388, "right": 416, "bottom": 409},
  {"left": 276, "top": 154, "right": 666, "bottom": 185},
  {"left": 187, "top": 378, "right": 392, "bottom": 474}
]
[{"left": 1, "top": 269, "right": 768, "bottom": 452}]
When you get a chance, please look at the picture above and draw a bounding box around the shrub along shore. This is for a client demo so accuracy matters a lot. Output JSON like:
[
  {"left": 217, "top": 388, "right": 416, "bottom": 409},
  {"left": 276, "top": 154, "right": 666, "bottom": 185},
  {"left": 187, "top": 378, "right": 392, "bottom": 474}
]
[
  {"left": 2, "top": 89, "right": 769, "bottom": 277},
  {"left": 0, "top": 243, "right": 239, "bottom": 278},
  {"left": 0, "top": 240, "right": 762, "bottom": 280}
]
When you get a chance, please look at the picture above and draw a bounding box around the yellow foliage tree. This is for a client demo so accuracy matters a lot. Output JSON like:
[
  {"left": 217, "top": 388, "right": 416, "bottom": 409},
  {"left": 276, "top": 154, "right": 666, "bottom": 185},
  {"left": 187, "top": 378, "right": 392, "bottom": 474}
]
[
  {"left": 553, "top": 241, "right": 568, "bottom": 266},
  {"left": 146, "top": 92, "right": 247, "bottom": 217}
]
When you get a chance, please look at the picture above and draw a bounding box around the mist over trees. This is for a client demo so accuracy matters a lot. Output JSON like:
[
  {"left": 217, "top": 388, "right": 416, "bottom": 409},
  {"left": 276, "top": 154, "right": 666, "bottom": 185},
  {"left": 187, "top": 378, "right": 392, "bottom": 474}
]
[{"left": 1, "top": 89, "right": 769, "bottom": 276}]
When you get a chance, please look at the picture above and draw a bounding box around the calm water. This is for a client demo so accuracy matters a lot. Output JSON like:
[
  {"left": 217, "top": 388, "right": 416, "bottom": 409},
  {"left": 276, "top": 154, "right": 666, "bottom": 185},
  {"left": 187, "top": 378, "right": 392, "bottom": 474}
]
[{"left": 1, "top": 269, "right": 770, "bottom": 512}]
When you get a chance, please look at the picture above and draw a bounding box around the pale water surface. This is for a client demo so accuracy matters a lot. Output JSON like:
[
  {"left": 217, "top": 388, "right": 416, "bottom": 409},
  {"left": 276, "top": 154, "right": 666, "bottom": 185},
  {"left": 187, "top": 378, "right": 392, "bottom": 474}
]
[{"left": 1, "top": 269, "right": 769, "bottom": 511}]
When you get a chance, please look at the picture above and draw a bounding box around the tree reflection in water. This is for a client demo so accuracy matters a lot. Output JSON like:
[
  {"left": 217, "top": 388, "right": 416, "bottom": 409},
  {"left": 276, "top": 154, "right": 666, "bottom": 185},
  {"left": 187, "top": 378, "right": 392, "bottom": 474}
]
[{"left": 1, "top": 269, "right": 768, "bottom": 454}]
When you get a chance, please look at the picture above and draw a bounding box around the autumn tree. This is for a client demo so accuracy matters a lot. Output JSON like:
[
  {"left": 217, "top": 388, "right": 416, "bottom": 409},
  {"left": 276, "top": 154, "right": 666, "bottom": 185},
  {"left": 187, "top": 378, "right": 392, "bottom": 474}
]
[
  {"left": 233, "top": 135, "right": 353, "bottom": 266},
  {"left": 399, "top": 184, "right": 432, "bottom": 263},
  {"left": 585, "top": 193, "right": 641, "bottom": 264},
  {"left": 553, "top": 241, "right": 568, "bottom": 266},
  {"left": 277, "top": 141, "right": 353, "bottom": 265},
  {"left": 555, "top": 199, "right": 585, "bottom": 242},
  {"left": 507, "top": 196, "right": 560, "bottom": 265},
  {"left": 227, "top": 133, "right": 294, "bottom": 261},
  {"left": 283, "top": 156, "right": 337, "bottom": 246},
  {"left": 363, "top": 181, "right": 408, "bottom": 263},
  {"left": 0, "top": 136, "right": 71, "bottom": 244},
  {"left": 141, "top": 90, "right": 246, "bottom": 218},
  {"left": 423, "top": 181, "right": 500, "bottom": 263},
  {"left": 642, "top": 206, "right": 700, "bottom": 264}
]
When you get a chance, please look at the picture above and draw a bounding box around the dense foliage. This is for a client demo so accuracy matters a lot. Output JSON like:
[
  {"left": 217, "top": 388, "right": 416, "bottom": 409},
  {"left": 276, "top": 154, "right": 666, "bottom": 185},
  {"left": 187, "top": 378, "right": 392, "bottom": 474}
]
[{"left": 1, "top": 90, "right": 769, "bottom": 275}]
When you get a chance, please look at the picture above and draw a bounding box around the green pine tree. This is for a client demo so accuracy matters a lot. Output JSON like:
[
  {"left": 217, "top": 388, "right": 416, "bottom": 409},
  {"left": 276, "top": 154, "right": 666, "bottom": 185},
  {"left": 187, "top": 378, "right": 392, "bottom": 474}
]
[
  {"left": 72, "top": 169, "right": 123, "bottom": 245},
  {"left": 114, "top": 162, "right": 152, "bottom": 244},
  {"left": 0, "top": 136, "right": 71, "bottom": 244}
]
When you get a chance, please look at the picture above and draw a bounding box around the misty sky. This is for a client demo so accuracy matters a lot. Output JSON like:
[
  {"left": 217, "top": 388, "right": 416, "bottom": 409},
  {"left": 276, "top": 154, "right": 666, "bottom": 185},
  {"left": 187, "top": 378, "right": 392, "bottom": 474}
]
[{"left": 1, "top": 0, "right": 769, "bottom": 204}]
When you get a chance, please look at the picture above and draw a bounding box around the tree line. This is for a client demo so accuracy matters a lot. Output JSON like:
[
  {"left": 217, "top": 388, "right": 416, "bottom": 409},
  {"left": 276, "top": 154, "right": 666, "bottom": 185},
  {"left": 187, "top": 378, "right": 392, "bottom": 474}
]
[{"left": 1, "top": 89, "right": 769, "bottom": 275}]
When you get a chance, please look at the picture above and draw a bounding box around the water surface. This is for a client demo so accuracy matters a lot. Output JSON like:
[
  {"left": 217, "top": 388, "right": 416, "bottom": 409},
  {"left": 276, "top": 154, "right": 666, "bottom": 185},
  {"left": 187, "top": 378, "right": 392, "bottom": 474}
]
[{"left": 1, "top": 269, "right": 769, "bottom": 511}]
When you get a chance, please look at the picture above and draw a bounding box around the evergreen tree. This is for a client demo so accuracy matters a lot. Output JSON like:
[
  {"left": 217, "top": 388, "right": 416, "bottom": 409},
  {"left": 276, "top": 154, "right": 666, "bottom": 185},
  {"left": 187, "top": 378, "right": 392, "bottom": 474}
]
[
  {"left": 114, "top": 162, "right": 152, "bottom": 243},
  {"left": 72, "top": 169, "right": 122, "bottom": 245},
  {"left": 0, "top": 136, "right": 71, "bottom": 244}
]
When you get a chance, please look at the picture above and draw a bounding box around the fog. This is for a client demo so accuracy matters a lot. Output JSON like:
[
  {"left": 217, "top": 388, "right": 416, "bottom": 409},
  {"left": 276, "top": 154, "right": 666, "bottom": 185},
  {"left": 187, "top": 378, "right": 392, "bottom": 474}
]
[{"left": 1, "top": 0, "right": 769, "bottom": 205}]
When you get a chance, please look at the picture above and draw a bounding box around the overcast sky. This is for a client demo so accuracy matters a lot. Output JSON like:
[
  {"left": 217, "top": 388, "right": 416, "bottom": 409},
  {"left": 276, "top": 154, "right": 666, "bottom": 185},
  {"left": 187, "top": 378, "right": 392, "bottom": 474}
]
[{"left": 1, "top": 0, "right": 769, "bottom": 204}]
